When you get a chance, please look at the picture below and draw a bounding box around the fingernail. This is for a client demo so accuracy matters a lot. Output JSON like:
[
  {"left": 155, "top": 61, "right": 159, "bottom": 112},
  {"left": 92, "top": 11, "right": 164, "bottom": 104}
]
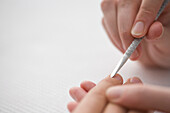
[
  {"left": 130, "top": 77, "right": 142, "bottom": 84},
  {"left": 112, "top": 74, "right": 122, "bottom": 81},
  {"left": 130, "top": 50, "right": 138, "bottom": 59},
  {"left": 125, "top": 78, "right": 131, "bottom": 83},
  {"left": 107, "top": 87, "right": 123, "bottom": 100},
  {"left": 131, "top": 21, "right": 145, "bottom": 36},
  {"left": 133, "top": 50, "right": 138, "bottom": 57}
]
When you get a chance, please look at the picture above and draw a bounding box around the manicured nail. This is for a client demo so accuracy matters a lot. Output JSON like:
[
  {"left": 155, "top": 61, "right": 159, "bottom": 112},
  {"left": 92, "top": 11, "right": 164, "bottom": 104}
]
[
  {"left": 112, "top": 74, "right": 122, "bottom": 81},
  {"left": 130, "top": 77, "right": 142, "bottom": 84},
  {"left": 133, "top": 50, "right": 138, "bottom": 57},
  {"left": 106, "top": 87, "right": 123, "bottom": 100},
  {"left": 131, "top": 21, "right": 145, "bottom": 36},
  {"left": 130, "top": 50, "right": 138, "bottom": 59}
]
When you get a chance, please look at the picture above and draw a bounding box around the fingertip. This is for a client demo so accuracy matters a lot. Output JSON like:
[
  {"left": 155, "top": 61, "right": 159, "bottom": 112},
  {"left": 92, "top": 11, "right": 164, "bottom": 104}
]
[
  {"left": 147, "top": 21, "right": 163, "bottom": 40},
  {"left": 124, "top": 78, "right": 131, "bottom": 85},
  {"left": 112, "top": 74, "right": 124, "bottom": 84},
  {"left": 69, "top": 87, "right": 75, "bottom": 96},
  {"left": 69, "top": 87, "right": 79, "bottom": 100},
  {"left": 130, "top": 77, "right": 143, "bottom": 84},
  {"left": 67, "top": 101, "right": 78, "bottom": 112},
  {"left": 124, "top": 77, "right": 142, "bottom": 85},
  {"left": 130, "top": 50, "right": 140, "bottom": 61},
  {"left": 80, "top": 81, "right": 96, "bottom": 92},
  {"left": 131, "top": 21, "right": 146, "bottom": 38},
  {"left": 69, "top": 87, "right": 78, "bottom": 95},
  {"left": 104, "top": 74, "right": 123, "bottom": 85},
  {"left": 130, "top": 44, "right": 142, "bottom": 61},
  {"left": 69, "top": 87, "right": 87, "bottom": 102}
]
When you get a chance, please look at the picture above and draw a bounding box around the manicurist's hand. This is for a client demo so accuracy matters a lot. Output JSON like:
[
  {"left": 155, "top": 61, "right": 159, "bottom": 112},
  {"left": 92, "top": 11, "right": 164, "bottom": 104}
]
[
  {"left": 101, "top": 0, "right": 170, "bottom": 68},
  {"left": 67, "top": 75, "right": 151, "bottom": 113},
  {"left": 106, "top": 84, "right": 170, "bottom": 113}
]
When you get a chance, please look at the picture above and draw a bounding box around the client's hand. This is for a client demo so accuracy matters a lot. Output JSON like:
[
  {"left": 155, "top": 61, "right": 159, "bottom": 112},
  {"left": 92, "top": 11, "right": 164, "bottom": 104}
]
[{"left": 67, "top": 75, "right": 150, "bottom": 113}]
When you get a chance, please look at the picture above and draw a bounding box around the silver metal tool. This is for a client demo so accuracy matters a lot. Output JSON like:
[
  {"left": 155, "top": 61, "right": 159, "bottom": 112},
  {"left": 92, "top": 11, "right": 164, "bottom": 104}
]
[{"left": 110, "top": 0, "right": 170, "bottom": 78}]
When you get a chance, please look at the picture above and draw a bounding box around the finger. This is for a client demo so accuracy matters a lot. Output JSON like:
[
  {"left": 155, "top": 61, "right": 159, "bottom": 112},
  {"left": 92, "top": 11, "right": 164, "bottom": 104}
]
[
  {"left": 146, "top": 21, "right": 164, "bottom": 40},
  {"left": 145, "top": 26, "right": 170, "bottom": 68},
  {"left": 73, "top": 74, "right": 123, "bottom": 113},
  {"left": 106, "top": 85, "right": 170, "bottom": 112},
  {"left": 103, "top": 103, "right": 127, "bottom": 113},
  {"left": 102, "top": 18, "right": 124, "bottom": 53},
  {"left": 67, "top": 101, "right": 78, "bottom": 112},
  {"left": 124, "top": 78, "right": 146, "bottom": 113},
  {"left": 103, "top": 77, "right": 143, "bottom": 113},
  {"left": 69, "top": 81, "right": 95, "bottom": 103},
  {"left": 117, "top": 0, "right": 141, "bottom": 59},
  {"left": 69, "top": 77, "right": 142, "bottom": 104},
  {"left": 128, "top": 110, "right": 153, "bottom": 113},
  {"left": 101, "top": 0, "right": 124, "bottom": 51},
  {"left": 131, "top": 43, "right": 143, "bottom": 61},
  {"left": 131, "top": 0, "right": 164, "bottom": 37},
  {"left": 80, "top": 81, "right": 96, "bottom": 92},
  {"left": 124, "top": 77, "right": 143, "bottom": 85},
  {"left": 69, "top": 87, "right": 87, "bottom": 102}
]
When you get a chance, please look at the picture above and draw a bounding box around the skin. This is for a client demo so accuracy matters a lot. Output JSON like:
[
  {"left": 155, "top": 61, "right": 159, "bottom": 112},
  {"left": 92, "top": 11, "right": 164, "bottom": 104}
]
[
  {"left": 67, "top": 75, "right": 151, "bottom": 113},
  {"left": 106, "top": 84, "right": 170, "bottom": 113},
  {"left": 70, "top": 74, "right": 124, "bottom": 113},
  {"left": 101, "top": 0, "right": 170, "bottom": 68},
  {"left": 100, "top": 0, "right": 170, "bottom": 112},
  {"left": 67, "top": 0, "right": 170, "bottom": 112},
  {"left": 67, "top": 75, "right": 170, "bottom": 112}
]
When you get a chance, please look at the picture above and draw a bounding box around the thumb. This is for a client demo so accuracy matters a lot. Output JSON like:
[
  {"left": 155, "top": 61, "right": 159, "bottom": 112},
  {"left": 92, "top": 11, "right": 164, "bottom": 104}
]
[
  {"left": 106, "top": 84, "right": 170, "bottom": 113},
  {"left": 131, "top": 0, "right": 164, "bottom": 38}
]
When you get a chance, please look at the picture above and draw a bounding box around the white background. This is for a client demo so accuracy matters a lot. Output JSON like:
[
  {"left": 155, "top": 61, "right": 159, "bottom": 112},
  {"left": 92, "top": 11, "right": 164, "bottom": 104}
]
[{"left": 0, "top": 0, "right": 170, "bottom": 113}]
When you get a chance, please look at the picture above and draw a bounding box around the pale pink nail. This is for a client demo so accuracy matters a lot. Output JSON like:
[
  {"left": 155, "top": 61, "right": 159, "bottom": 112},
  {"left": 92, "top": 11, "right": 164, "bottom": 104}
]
[
  {"left": 131, "top": 21, "right": 145, "bottom": 36},
  {"left": 131, "top": 50, "right": 139, "bottom": 59},
  {"left": 130, "top": 77, "right": 142, "bottom": 84}
]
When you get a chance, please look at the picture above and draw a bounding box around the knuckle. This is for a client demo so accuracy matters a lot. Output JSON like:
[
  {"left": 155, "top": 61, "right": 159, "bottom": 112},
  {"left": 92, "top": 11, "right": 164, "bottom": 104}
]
[
  {"left": 101, "top": 0, "right": 109, "bottom": 11},
  {"left": 91, "top": 88, "right": 106, "bottom": 99},
  {"left": 117, "top": 0, "right": 125, "bottom": 6},
  {"left": 117, "top": 0, "right": 132, "bottom": 7},
  {"left": 92, "top": 90, "right": 104, "bottom": 97},
  {"left": 140, "top": 6, "right": 156, "bottom": 18},
  {"left": 101, "top": 0, "right": 115, "bottom": 12},
  {"left": 119, "top": 31, "right": 130, "bottom": 41}
]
